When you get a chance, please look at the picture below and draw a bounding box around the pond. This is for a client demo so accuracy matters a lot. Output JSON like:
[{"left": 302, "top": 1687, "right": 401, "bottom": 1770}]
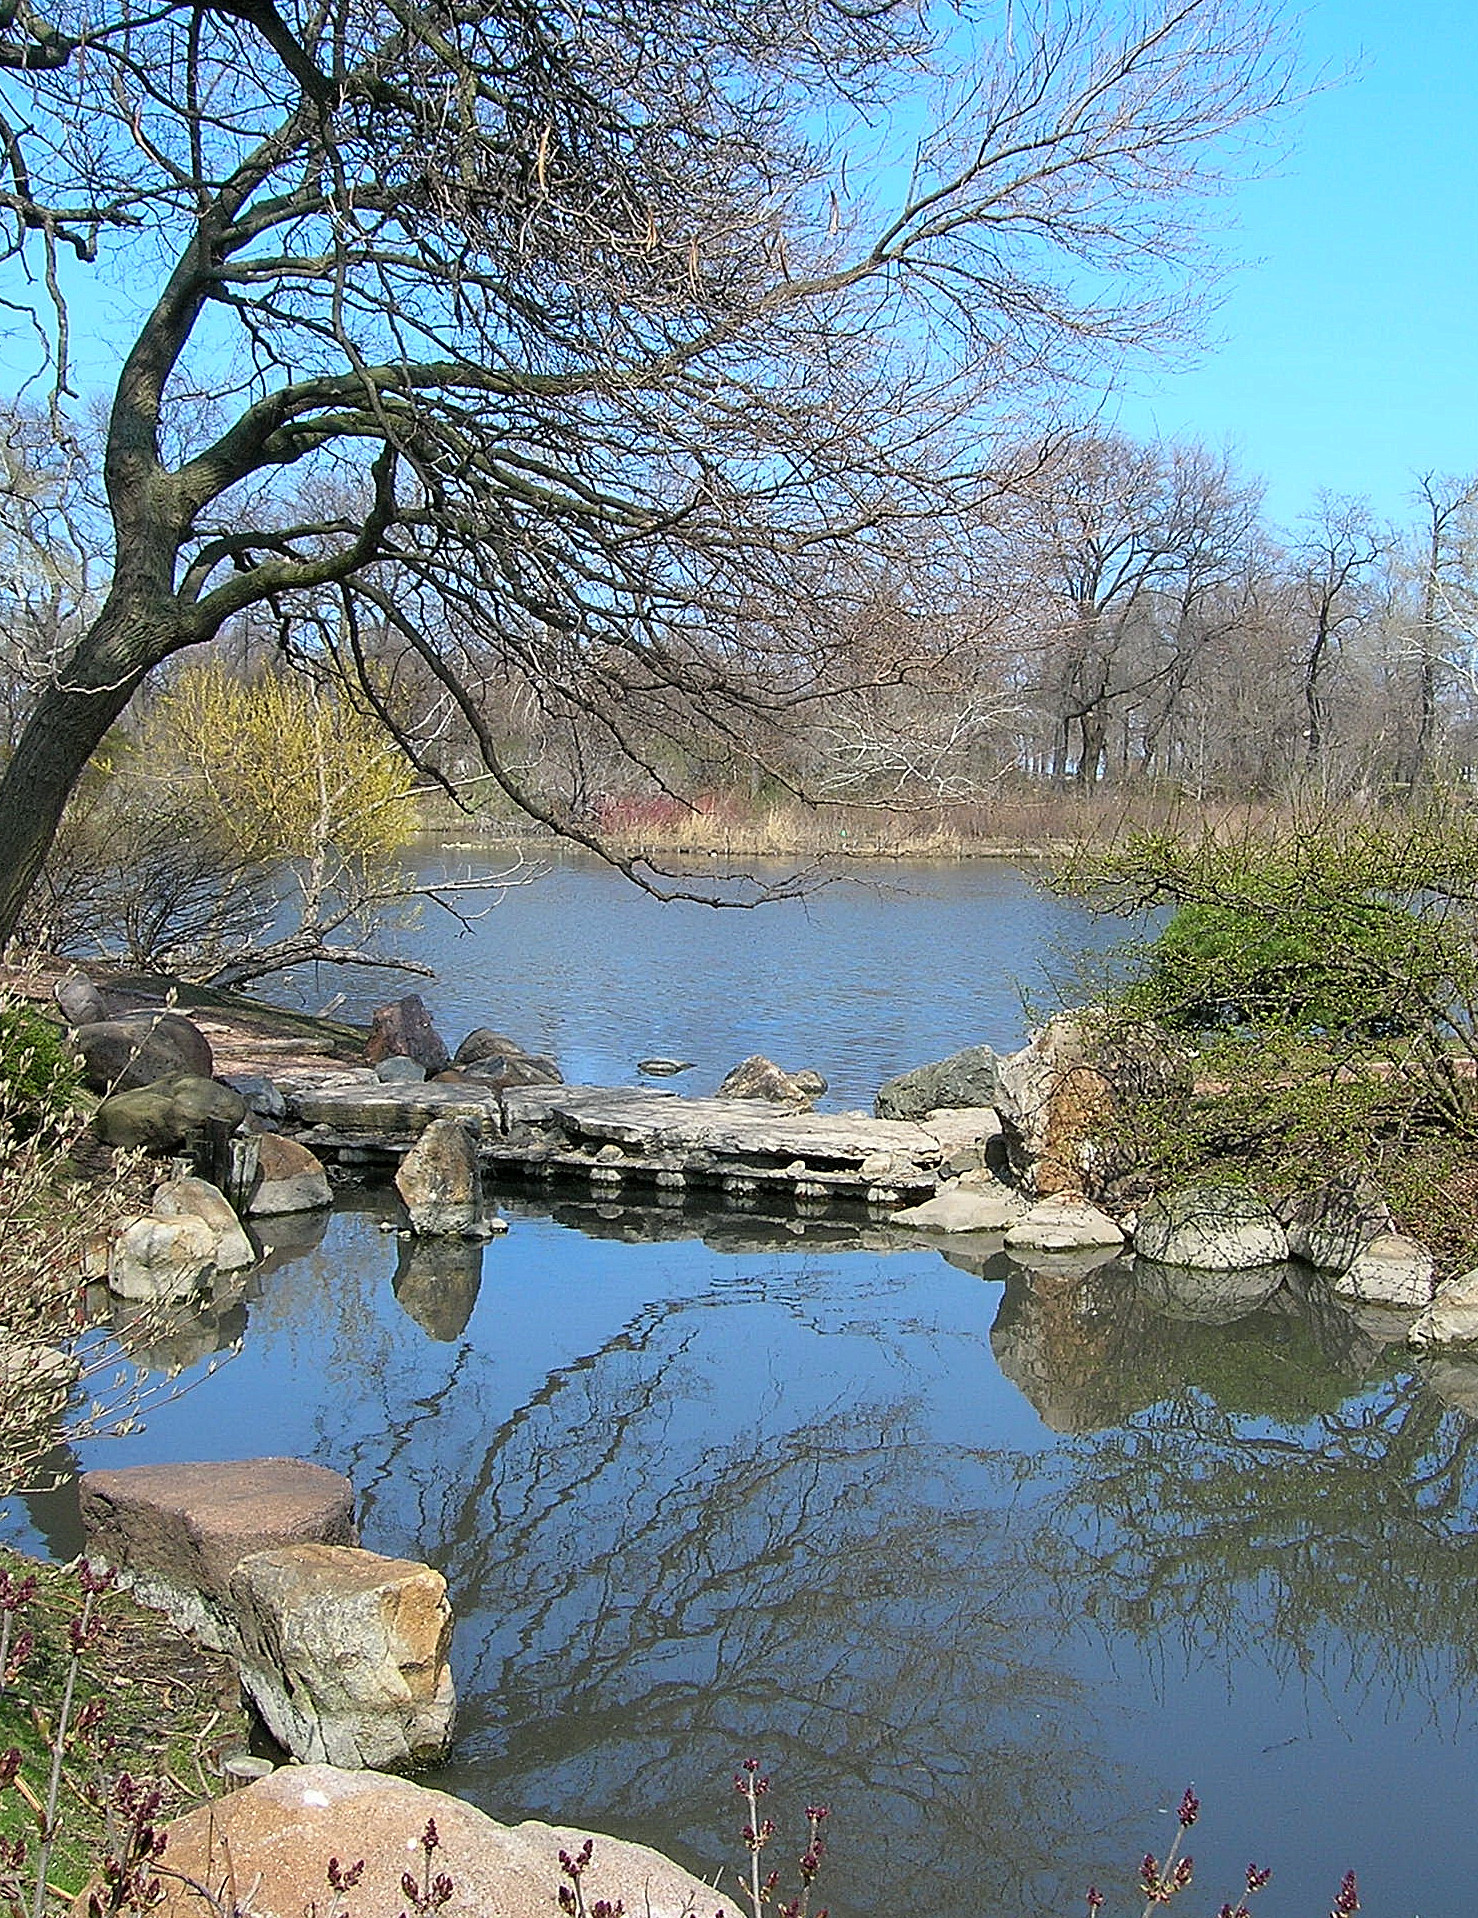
[{"left": 18, "top": 853, "right": 1478, "bottom": 1917}]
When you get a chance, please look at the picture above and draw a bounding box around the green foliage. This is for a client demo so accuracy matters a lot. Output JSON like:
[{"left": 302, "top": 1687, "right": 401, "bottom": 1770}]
[
  {"left": 0, "top": 1004, "right": 78, "bottom": 1129},
  {"left": 1133, "top": 897, "right": 1433, "bottom": 1037}
]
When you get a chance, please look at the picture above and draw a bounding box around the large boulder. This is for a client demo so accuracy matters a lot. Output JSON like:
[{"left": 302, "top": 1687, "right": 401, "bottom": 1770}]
[
  {"left": 245, "top": 1133, "right": 332, "bottom": 1215},
  {"left": 995, "top": 1012, "right": 1187, "bottom": 1197},
  {"left": 1280, "top": 1176, "right": 1394, "bottom": 1274},
  {"left": 79, "top": 1457, "right": 358, "bottom": 1652},
  {"left": 1133, "top": 1184, "right": 1288, "bottom": 1272},
  {"left": 1409, "top": 1268, "right": 1478, "bottom": 1349},
  {"left": 73, "top": 1010, "right": 213, "bottom": 1093},
  {"left": 454, "top": 1028, "right": 530, "bottom": 1067},
  {"left": 137, "top": 1764, "right": 727, "bottom": 1918},
  {"left": 715, "top": 1055, "right": 822, "bottom": 1107},
  {"left": 107, "top": 1214, "right": 218, "bottom": 1302},
  {"left": 152, "top": 1175, "right": 256, "bottom": 1272},
  {"left": 93, "top": 1074, "right": 246, "bottom": 1151},
  {"left": 395, "top": 1118, "right": 491, "bottom": 1238},
  {"left": 230, "top": 1544, "right": 456, "bottom": 1772},
  {"left": 875, "top": 1046, "right": 1000, "bottom": 1122},
  {"left": 365, "top": 996, "right": 451, "bottom": 1076},
  {"left": 1332, "top": 1233, "right": 1435, "bottom": 1309}
]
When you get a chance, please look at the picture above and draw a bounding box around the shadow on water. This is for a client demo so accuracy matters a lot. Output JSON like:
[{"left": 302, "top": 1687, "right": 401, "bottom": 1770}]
[{"left": 23, "top": 1182, "right": 1478, "bottom": 1916}]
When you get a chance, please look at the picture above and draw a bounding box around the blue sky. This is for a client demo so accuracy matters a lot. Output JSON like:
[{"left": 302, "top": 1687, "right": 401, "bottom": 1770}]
[{"left": 1113, "top": 0, "right": 1478, "bottom": 536}]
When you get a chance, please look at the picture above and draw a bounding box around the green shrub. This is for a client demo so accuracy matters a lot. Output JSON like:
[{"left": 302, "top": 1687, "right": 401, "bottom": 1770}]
[{"left": 0, "top": 1003, "right": 79, "bottom": 1128}]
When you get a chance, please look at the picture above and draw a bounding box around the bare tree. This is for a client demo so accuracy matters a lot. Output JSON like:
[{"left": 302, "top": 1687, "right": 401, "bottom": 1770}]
[
  {"left": 0, "top": 0, "right": 1297, "bottom": 935},
  {"left": 1291, "top": 493, "right": 1384, "bottom": 773}
]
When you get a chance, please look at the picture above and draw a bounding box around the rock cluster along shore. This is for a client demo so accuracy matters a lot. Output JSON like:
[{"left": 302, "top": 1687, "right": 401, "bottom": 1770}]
[{"left": 32, "top": 965, "right": 1478, "bottom": 1352}]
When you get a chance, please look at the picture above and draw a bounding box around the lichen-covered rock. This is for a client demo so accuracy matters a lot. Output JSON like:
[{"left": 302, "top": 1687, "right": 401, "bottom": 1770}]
[
  {"left": 230, "top": 1544, "right": 456, "bottom": 1771},
  {"left": 246, "top": 1133, "right": 332, "bottom": 1215},
  {"left": 79, "top": 1457, "right": 358, "bottom": 1652},
  {"left": 1133, "top": 1184, "right": 1287, "bottom": 1272},
  {"left": 875, "top": 1046, "right": 1000, "bottom": 1121},
  {"left": 93, "top": 1073, "right": 246, "bottom": 1151},
  {"left": 365, "top": 995, "right": 451, "bottom": 1075},
  {"left": 1332, "top": 1233, "right": 1435, "bottom": 1308},
  {"left": 395, "top": 1118, "right": 491, "bottom": 1237}
]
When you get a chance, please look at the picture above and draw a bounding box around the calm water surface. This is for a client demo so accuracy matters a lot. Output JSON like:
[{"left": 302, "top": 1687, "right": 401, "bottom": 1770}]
[{"left": 21, "top": 855, "right": 1478, "bottom": 1916}]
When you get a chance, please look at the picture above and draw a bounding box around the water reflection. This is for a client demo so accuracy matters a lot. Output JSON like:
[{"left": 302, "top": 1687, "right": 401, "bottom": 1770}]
[{"left": 32, "top": 1193, "right": 1478, "bottom": 1917}]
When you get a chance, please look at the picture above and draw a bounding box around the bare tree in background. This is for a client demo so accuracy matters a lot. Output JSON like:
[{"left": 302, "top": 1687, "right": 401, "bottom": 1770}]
[
  {"left": 0, "top": 0, "right": 1298, "bottom": 932},
  {"left": 1292, "top": 493, "right": 1385, "bottom": 774}
]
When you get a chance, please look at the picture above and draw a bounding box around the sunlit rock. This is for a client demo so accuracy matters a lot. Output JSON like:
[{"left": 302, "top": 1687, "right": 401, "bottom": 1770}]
[
  {"left": 1331, "top": 1233, "right": 1435, "bottom": 1308},
  {"left": 1005, "top": 1195, "right": 1124, "bottom": 1251},
  {"left": 1133, "top": 1184, "right": 1287, "bottom": 1271},
  {"left": 230, "top": 1544, "right": 455, "bottom": 1772},
  {"left": 1408, "top": 1267, "right": 1478, "bottom": 1348}
]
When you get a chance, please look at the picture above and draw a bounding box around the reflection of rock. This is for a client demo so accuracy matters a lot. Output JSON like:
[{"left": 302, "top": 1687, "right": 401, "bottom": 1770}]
[
  {"left": 110, "top": 1293, "right": 247, "bottom": 1373},
  {"left": 393, "top": 1237, "right": 485, "bottom": 1341},
  {"left": 1418, "top": 1357, "right": 1478, "bottom": 1416},
  {"left": 990, "top": 1264, "right": 1140, "bottom": 1432},
  {"left": 1134, "top": 1184, "right": 1287, "bottom": 1271},
  {"left": 1408, "top": 1268, "right": 1478, "bottom": 1349},
  {"left": 1131, "top": 1258, "right": 1286, "bottom": 1325},
  {"left": 250, "top": 1205, "right": 332, "bottom": 1263},
  {"left": 1002, "top": 1243, "right": 1124, "bottom": 1284},
  {"left": 149, "top": 1764, "right": 725, "bottom": 1918},
  {"left": 1331, "top": 1233, "right": 1435, "bottom": 1308},
  {"left": 230, "top": 1544, "right": 456, "bottom": 1771}
]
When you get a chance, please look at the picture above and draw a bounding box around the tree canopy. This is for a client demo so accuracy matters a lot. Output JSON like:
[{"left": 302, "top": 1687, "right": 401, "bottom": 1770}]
[{"left": 0, "top": 0, "right": 1297, "bottom": 934}]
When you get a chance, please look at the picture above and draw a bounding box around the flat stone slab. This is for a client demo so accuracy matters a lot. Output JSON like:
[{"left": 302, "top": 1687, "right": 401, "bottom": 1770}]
[
  {"left": 80, "top": 1457, "right": 357, "bottom": 1651},
  {"left": 547, "top": 1091, "right": 944, "bottom": 1166}
]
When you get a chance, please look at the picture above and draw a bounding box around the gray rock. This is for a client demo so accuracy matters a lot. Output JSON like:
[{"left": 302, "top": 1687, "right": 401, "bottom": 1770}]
[
  {"left": 1332, "top": 1233, "right": 1435, "bottom": 1308},
  {"left": 107, "top": 1214, "right": 218, "bottom": 1301},
  {"left": 1408, "top": 1267, "right": 1478, "bottom": 1347},
  {"left": 454, "top": 1028, "right": 529, "bottom": 1067},
  {"left": 1005, "top": 1195, "right": 1125, "bottom": 1252},
  {"left": 217, "top": 1073, "right": 288, "bottom": 1120},
  {"left": 152, "top": 1175, "right": 256, "bottom": 1272},
  {"left": 1133, "top": 1184, "right": 1287, "bottom": 1271},
  {"left": 395, "top": 1117, "right": 490, "bottom": 1237},
  {"left": 374, "top": 1054, "right": 427, "bottom": 1084},
  {"left": 230, "top": 1543, "right": 456, "bottom": 1771},
  {"left": 79, "top": 1456, "right": 357, "bottom": 1654},
  {"left": 892, "top": 1182, "right": 1027, "bottom": 1233},
  {"left": 875, "top": 1046, "right": 1000, "bottom": 1122},
  {"left": 462, "top": 1052, "right": 563, "bottom": 1087},
  {"left": 54, "top": 969, "right": 107, "bottom": 1027},
  {"left": 364, "top": 995, "right": 450, "bottom": 1075},
  {"left": 715, "top": 1055, "right": 818, "bottom": 1107},
  {"left": 246, "top": 1133, "right": 332, "bottom": 1215},
  {"left": 1280, "top": 1176, "right": 1394, "bottom": 1273},
  {"left": 74, "top": 1010, "right": 213, "bottom": 1093}
]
